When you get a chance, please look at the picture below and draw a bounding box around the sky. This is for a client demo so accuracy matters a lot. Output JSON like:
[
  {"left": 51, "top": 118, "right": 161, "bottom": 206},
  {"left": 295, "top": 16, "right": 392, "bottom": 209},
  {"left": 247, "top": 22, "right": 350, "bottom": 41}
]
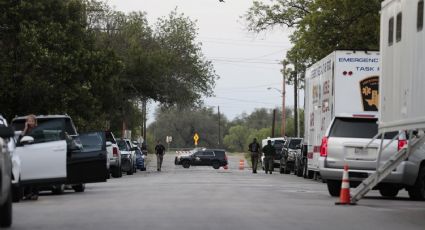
[{"left": 107, "top": 0, "right": 303, "bottom": 122}]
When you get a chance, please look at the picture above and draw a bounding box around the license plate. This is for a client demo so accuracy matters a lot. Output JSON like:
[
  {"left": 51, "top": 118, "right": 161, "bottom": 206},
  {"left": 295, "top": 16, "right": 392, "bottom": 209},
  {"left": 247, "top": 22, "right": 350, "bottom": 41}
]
[{"left": 347, "top": 147, "right": 377, "bottom": 160}]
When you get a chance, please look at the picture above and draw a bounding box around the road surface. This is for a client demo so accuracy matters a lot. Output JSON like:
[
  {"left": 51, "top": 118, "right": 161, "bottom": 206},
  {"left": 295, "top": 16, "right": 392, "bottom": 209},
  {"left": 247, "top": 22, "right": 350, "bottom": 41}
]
[{"left": 12, "top": 154, "right": 425, "bottom": 230}]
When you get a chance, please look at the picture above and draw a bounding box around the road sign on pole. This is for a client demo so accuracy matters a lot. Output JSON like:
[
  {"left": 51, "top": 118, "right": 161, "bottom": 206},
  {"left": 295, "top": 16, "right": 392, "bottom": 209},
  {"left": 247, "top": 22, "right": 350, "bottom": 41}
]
[{"left": 193, "top": 133, "right": 199, "bottom": 146}]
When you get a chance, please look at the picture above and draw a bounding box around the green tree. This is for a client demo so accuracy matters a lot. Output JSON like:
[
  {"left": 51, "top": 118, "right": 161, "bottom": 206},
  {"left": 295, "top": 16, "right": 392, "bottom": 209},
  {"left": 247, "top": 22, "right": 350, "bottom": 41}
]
[
  {"left": 223, "top": 125, "right": 253, "bottom": 152},
  {"left": 148, "top": 106, "right": 227, "bottom": 148}
]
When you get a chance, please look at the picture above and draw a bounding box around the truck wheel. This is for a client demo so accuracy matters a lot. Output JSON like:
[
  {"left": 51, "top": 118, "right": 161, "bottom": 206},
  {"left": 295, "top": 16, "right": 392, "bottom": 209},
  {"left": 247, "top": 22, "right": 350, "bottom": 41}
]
[
  {"left": 327, "top": 180, "right": 341, "bottom": 197},
  {"left": 0, "top": 187, "right": 12, "bottom": 227},
  {"left": 212, "top": 161, "right": 220, "bottom": 169},
  {"left": 307, "top": 170, "right": 314, "bottom": 179},
  {"left": 73, "top": 184, "right": 85, "bottom": 193},
  {"left": 52, "top": 184, "right": 65, "bottom": 195},
  {"left": 379, "top": 187, "right": 399, "bottom": 198},
  {"left": 182, "top": 160, "right": 190, "bottom": 169},
  {"left": 296, "top": 166, "right": 304, "bottom": 177},
  {"left": 408, "top": 165, "right": 425, "bottom": 200}
]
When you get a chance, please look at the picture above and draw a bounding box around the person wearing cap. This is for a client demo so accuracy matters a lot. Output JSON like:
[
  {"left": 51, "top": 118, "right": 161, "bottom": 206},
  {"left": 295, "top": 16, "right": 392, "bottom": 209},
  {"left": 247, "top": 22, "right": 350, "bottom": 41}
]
[
  {"left": 262, "top": 140, "right": 276, "bottom": 174},
  {"left": 248, "top": 138, "right": 261, "bottom": 173}
]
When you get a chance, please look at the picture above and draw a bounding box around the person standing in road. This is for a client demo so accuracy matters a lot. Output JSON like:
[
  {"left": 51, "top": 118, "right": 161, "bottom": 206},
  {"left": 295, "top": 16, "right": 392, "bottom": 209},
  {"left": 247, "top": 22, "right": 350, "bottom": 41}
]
[
  {"left": 262, "top": 140, "right": 276, "bottom": 174},
  {"left": 155, "top": 140, "right": 166, "bottom": 171},
  {"left": 248, "top": 138, "right": 261, "bottom": 174},
  {"left": 21, "top": 114, "right": 39, "bottom": 200}
]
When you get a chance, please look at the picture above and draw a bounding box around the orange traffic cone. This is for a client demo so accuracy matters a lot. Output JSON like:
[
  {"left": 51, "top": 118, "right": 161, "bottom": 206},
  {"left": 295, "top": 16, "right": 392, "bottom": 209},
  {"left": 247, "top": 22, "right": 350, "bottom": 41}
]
[
  {"left": 335, "top": 164, "right": 356, "bottom": 205},
  {"left": 239, "top": 159, "right": 244, "bottom": 170}
]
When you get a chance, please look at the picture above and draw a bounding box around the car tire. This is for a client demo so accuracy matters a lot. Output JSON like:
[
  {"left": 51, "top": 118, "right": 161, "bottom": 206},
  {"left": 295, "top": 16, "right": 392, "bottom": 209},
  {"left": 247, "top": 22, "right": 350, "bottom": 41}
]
[
  {"left": 127, "top": 169, "right": 133, "bottom": 175},
  {"left": 12, "top": 184, "right": 23, "bottom": 203},
  {"left": 52, "top": 184, "right": 65, "bottom": 195},
  {"left": 111, "top": 166, "right": 121, "bottom": 178},
  {"left": 408, "top": 164, "right": 425, "bottom": 201},
  {"left": 0, "top": 187, "right": 12, "bottom": 228},
  {"left": 73, "top": 184, "right": 85, "bottom": 193},
  {"left": 182, "top": 160, "right": 190, "bottom": 169},
  {"left": 327, "top": 180, "right": 341, "bottom": 197},
  {"left": 212, "top": 161, "right": 220, "bottom": 169},
  {"left": 284, "top": 165, "right": 291, "bottom": 174},
  {"left": 379, "top": 187, "right": 399, "bottom": 198},
  {"left": 296, "top": 165, "right": 304, "bottom": 177}
]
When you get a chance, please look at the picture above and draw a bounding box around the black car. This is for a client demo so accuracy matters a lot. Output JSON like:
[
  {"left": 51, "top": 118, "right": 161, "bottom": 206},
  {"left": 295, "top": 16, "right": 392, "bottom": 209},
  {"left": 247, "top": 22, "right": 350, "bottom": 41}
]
[
  {"left": 175, "top": 149, "right": 228, "bottom": 169},
  {"left": 280, "top": 138, "right": 303, "bottom": 174}
]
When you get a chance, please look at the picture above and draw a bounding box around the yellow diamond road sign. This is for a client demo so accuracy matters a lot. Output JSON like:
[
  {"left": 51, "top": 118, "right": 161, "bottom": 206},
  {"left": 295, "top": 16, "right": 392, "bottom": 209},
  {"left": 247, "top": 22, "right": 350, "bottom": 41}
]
[{"left": 193, "top": 133, "right": 199, "bottom": 141}]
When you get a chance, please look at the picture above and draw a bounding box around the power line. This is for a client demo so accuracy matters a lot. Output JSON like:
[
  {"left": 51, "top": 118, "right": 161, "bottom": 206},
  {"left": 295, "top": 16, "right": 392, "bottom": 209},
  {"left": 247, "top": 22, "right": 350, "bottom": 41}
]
[
  {"left": 201, "top": 40, "right": 289, "bottom": 48},
  {"left": 199, "top": 36, "right": 289, "bottom": 45},
  {"left": 213, "top": 96, "right": 277, "bottom": 105},
  {"left": 210, "top": 59, "right": 281, "bottom": 65}
]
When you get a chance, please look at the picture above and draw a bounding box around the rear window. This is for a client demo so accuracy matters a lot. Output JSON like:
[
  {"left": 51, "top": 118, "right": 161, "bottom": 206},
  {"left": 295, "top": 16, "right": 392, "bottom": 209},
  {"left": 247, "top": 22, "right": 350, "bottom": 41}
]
[
  {"left": 213, "top": 150, "right": 225, "bottom": 158},
  {"left": 288, "top": 139, "right": 302, "bottom": 149},
  {"left": 105, "top": 131, "right": 116, "bottom": 144},
  {"left": 329, "top": 118, "right": 397, "bottom": 139},
  {"left": 117, "top": 140, "right": 130, "bottom": 151}
]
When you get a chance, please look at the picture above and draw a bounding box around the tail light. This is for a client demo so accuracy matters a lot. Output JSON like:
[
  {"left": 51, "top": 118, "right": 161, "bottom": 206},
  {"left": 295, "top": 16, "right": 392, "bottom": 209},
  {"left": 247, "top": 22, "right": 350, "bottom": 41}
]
[
  {"left": 113, "top": 146, "right": 118, "bottom": 157},
  {"left": 320, "top": 137, "right": 328, "bottom": 157},
  {"left": 398, "top": 139, "right": 407, "bottom": 151}
]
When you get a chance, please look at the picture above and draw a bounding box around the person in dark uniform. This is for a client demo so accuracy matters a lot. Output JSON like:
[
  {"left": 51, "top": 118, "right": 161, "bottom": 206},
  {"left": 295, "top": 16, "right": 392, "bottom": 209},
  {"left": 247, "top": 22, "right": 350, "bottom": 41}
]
[
  {"left": 248, "top": 138, "right": 261, "bottom": 173},
  {"left": 154, "top": 140, "right": 166, "bottom": 171},
  {"left": 262, "top": 140, "right": 276, "bottom": 174}
]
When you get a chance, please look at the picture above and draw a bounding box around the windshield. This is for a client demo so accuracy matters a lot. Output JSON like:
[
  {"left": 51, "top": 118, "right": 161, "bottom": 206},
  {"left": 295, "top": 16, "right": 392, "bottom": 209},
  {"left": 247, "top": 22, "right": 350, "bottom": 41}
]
[{"left": 288, "top": 139, "right": 302, "bottom": 149}]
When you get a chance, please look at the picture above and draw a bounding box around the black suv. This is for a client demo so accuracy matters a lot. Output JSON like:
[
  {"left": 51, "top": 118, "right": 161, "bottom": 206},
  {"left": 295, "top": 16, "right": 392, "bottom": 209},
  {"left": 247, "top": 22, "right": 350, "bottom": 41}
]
[
  {"left": 175, "top": 149, "right": 228, "bottom": 169},
  {"left": 280, "top": 138, "right": 303, "bottom": 174}
]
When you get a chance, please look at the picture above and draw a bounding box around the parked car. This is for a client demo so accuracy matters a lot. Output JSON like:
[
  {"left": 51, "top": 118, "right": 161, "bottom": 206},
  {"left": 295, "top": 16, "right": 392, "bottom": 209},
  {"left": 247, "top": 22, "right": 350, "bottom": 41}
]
[
  {"left": 319, "top": 115, "right": 425, "bottom": 199},
  {"left": 11, "top": 115, "right": 108, "bottom": 199},
  {"left": 135, "top": 146, "right": 146, "bottom": 171},
  {"left": 0, "top": 116, "right": 21, "bottom": 202},
  {"left": 0, "top": 118, "right": 14, "bottom": 227},
  {"left": 175, "top": 149, "right": 228, "bottom": 169},
  {"left": 117, "top": 138, "right": 136, "bottom": 175},
  {"left": 280, "top": 138, "right": 303, "bottom": 174},
  {"left": 261, "top": 137, "right": 286, "bottom": 171},
  {"left": 105, "top": 131, "right": 122, "bottom": 178}
]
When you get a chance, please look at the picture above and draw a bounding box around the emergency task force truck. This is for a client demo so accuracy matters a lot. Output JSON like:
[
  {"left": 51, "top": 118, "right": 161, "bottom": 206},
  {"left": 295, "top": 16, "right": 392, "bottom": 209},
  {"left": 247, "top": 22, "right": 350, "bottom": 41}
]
[{"left": 304, "top": 50, "right": 380, "bottom": 179}]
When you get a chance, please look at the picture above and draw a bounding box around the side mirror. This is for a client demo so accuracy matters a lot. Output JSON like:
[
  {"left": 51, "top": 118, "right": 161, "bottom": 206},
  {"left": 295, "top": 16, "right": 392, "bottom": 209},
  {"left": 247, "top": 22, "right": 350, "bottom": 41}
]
[
  {"left": 20, "top": 136, "right": 34, "bottom": 145},
  {"left": 0, "top": 126, "right": 14, "bottom": 138},
  {"left": 106, "top": 141, "right": 112, "bottom": 147}
]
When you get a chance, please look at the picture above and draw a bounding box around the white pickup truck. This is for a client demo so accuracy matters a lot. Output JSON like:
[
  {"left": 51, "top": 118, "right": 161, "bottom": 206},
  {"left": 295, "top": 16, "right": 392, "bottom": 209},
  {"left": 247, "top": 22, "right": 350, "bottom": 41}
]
[{"left": 11, "top": 115, "right": 108, "bottom": 199}]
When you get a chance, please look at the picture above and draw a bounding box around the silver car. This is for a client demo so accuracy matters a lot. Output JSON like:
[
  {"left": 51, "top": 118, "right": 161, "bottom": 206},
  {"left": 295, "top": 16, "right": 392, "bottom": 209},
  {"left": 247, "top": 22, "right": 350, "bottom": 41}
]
[
  {"left": 0, "top": 120, "right": 14, "bottom": 227},
  {"left": 320, "top": 115, "right": 425, "bottom": 200}
]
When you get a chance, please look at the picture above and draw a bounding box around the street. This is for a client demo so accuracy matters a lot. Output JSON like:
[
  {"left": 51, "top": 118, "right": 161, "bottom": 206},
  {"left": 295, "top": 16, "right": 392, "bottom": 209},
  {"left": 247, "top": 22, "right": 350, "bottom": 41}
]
[{"left": 12, "top": 154, "right": 425, "bottom": 230}]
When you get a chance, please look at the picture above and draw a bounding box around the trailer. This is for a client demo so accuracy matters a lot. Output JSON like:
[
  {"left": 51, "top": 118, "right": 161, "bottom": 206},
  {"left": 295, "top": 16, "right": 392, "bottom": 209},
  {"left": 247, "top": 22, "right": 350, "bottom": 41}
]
[
  {"left": 304, "top": 50, "right": 380, "bottom": 179},
  {"left": 350, "top": 0, "right": 425, "bottom": 203}
]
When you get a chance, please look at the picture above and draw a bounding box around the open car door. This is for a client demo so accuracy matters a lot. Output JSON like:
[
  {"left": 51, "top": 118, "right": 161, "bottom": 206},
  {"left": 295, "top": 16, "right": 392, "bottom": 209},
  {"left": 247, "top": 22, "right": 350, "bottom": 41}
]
[{"left": 67, "top": 132, "right": 108, "bottom": 184}]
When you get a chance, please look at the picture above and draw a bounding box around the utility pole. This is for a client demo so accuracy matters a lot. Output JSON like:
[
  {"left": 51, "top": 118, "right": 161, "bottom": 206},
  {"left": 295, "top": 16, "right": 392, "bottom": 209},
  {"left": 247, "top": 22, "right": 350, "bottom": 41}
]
[
  {"left": 271, "top": 109, "right": 276, "bottom": 137},
  {"left": 294, "top": 63, "right": 298, "bottom": 138},
  {"left": 281, "top": 60, "right": 287, "bottom": 137},
  {"left": 142, "top": 99, "right": 147, "bottom": 140},
  {"left": 218, "top": 106, "right": 221, "bottom": 146}
]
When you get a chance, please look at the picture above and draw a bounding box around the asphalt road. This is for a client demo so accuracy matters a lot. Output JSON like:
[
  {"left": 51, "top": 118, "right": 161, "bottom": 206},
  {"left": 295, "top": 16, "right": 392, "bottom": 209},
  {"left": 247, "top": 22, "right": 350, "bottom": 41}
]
[{"left": 11, "top": 154, "right": 425, "bottom": 230}]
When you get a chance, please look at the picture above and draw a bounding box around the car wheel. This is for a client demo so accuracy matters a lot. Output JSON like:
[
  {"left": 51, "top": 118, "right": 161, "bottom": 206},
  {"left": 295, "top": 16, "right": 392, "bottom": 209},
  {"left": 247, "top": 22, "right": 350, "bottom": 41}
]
[
  {"left": 0, "top": 187, "right": 12, "bottom": 227},
  {"left": 52, "top": 184, "right": 65, "bottom": 195},
  {"left": 73, "top": 184, "right": 85, "bottom": 193},
  {"left": 296, "top": 165, "right": 304, "bottom": 177},
  {"left": 12, "top": 184, "right": 23, "bottom": 203},
  {"left": 408, "top": 165, "right": 425, "bottom": 200},
  {"left": 111, "top": 166, "right": 120, "bottom": 178},
  {"left": 127, "top": 169, "right": 133, "bottom": 175},
  {"left": 326, "top": 180, "right": 341, "bottom": 197},
  {"left": 307, "top": 170, "right": 314, "bottom": 179},
  {"left": 379, "top": 187, "right": 399, "bottom": 198},
  {"left": 182, "top": 160, "right": 190, "bottom": 169},
  {"left": 212, "top": 161, "right": 220, "bottom": 169},
  {"left": 284, "top": 165, "right": 291, "bottom": 174}
]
